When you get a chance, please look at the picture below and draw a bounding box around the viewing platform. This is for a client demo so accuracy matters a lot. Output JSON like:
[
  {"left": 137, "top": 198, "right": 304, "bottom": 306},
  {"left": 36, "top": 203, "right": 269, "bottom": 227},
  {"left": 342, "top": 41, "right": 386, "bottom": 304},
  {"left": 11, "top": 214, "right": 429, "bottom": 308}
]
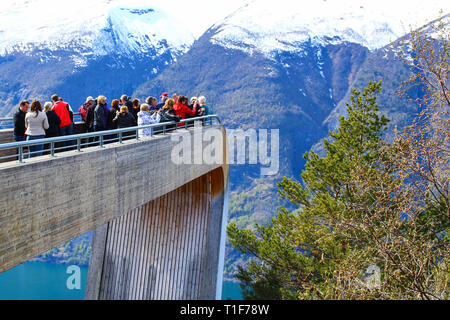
[{"left": 0, "top": 116, "right": 229, "bottom": 300}]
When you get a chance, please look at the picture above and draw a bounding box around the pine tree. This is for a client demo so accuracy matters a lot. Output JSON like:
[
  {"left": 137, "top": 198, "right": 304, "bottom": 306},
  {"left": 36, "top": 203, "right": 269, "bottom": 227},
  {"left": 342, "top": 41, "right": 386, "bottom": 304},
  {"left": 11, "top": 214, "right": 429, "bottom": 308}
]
[{"left": 228, "top": 80, "right": 449, "bottom": 299}]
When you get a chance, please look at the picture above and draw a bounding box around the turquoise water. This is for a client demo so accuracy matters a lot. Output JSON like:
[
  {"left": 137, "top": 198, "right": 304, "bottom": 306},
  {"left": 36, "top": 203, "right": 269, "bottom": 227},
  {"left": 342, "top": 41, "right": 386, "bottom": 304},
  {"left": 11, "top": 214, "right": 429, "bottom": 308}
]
[
  {"left": 0, "top": 261, "right": 243, "bottom": 300},
  {"left": 222, "top": 281, "right": 243, "bottom": 300},
  {"left": 0, "top": 262, "right": 88, "bottom": 300}
]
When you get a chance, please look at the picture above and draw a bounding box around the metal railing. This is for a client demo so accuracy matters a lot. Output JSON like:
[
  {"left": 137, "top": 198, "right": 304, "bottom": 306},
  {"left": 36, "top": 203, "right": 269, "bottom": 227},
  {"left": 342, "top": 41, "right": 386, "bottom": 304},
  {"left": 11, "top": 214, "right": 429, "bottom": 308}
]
[
  {"left": 0, "top": 115, "right": 221, "bottom": 163},
  {"left": 0, "top": 113, "right": 83, "bottom": 128},
  {"left": 0, "top": 117, "right": 14, "bottom": 129}
]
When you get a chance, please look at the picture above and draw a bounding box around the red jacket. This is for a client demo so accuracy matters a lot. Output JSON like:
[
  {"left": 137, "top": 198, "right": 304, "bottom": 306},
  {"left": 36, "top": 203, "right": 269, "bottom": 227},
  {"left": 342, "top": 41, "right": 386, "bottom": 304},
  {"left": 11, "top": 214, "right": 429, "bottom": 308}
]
[
  {"left": 52, "top": 101, "right": 72, "bottom": 127},
  {"left": 173, "top": 103, "right": 196, "bottom": 126}
]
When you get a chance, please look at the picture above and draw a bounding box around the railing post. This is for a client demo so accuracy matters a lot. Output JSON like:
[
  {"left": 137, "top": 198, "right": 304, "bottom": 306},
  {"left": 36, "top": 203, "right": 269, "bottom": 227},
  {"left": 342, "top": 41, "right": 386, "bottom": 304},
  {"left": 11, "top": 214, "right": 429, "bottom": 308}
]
[
  {"left": 51, "top": 142, "right": 55, "bottom": 157},
  {"left": 100, "top": 135, "right": 104, "bottom": 148},
  {"left": 18, "top": 146, "right": 23, "bottom": 163},
  {"left": 77, "top": 138, "right": 81, "bottom": 152},
  {"left": 119, "top": 132, "right": 123, "bottom": 144},
  {"left": 163, "top": 125, "right": 166, "bottom": 135},
  {"left": 136, "top": 129, "right": 139, "bottom": 140}
]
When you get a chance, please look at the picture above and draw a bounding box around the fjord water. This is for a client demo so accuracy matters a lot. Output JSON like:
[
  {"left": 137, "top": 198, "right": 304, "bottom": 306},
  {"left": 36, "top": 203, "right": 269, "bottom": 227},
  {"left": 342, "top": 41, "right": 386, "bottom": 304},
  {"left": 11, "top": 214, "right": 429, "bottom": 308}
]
[
  {"left": 0, "top": 262, "right": 88, "bottom": 300},
  {"left": 0, "top": 261, "right": 243, "bottom": 300}
]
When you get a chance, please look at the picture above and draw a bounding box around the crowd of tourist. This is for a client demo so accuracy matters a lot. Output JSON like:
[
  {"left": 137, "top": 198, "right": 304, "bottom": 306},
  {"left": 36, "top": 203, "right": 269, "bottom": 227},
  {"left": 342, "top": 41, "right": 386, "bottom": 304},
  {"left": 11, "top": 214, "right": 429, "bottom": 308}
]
[{"left": 13, "top": 92, "right": 211, "bottom": 157}]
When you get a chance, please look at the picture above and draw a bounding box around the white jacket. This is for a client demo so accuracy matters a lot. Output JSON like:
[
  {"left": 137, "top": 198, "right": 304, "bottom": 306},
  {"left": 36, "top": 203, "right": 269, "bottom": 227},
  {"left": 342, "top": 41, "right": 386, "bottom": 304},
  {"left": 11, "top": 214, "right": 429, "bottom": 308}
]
[
  {"left": 137, "top": 111, "right": 160, "bottom": 137},
  {"left": 25, "top": 111, "right": 49, "bottom": 136}
]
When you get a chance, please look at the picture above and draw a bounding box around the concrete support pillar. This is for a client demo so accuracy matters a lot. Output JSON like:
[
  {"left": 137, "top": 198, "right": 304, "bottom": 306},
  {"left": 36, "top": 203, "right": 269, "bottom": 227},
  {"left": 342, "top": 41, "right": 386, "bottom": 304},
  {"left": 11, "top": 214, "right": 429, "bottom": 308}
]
[{"left": 85, "top": 168, "right": 227, "bottom": 300}]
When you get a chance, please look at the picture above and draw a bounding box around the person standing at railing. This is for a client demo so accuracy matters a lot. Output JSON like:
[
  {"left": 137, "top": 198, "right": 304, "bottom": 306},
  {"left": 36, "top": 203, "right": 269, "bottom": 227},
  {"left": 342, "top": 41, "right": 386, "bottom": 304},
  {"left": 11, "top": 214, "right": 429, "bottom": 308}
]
[
  {"left": 137, "top": 104, "right": 160, "bottom": 137},
  {"left": 113, "top": 106, "right": 137, "bottom": 128},
  {"left": 156, "top": 92, "right": 168, "bottom": 110},
  {"left": 172, "top": 93, "right": 179, "bottom": 104},
  {"left": 94, "top": 95, "right": 108, "bottom": 131},
  {"left": 93, "top": 96, "right": 109, "bottom": 145},
  {"left": 44, "top": 102, "right": 60, "bottom": 138},
  {"left": 146, "top": 96, "right": 158, "bottom": 112},
  {"left": 189, "top": 97, "right": 198, "bottom": 110},
  {"left": 173, "top": 96, "right": 197, "bottom": 127},
  {"left": 130, "top": 98, "right": 141, "bottom": 121},
  {"left": 13, "top": 100, "right": 29, "bottom": 142},
  {"left": 43, "top": 102, "right": 60, "bottom": 155},
  {"left": 158, "top": 98, "right": 181, "bottom": 129},
  {"left": 25, "top": 100, "right": 49, "bottom": 158},
  {"left": 105, "top": 99, "right": 120, "bottom": 144},
  {"left": 58, "top": 97, "right": 74, "bottom": 122},
  {"left": 197, "top": 96, "right": 210, "bottom": 116},
  {"left": 120, "top": 94, "right": 133, "bottom": 110},
  {"left": 51, "top": 94, "right": 74, "bottom": 149},
  {"left": 79, "top": 97, "right": 95, "bottom": 124},
  {"left": 113, "top": 106, "right": 137, "bottom": 140},
  {"left": 85, "top": 98, "right": 97, "bottom": 132},
  {"left": 107, "top": 99, "right": 120, "bottom": 130}
]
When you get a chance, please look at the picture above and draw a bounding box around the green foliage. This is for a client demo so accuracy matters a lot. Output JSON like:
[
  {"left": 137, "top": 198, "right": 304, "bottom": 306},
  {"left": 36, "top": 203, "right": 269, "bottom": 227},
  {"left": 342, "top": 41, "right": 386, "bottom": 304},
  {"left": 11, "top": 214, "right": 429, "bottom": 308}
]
[
  {"left": 228, "top": 81, "right": 388, "bottom": 299},
  {"left": 32, "top": 236, "right": 92, "bottom": 266},
  {"left": 227, "top": 81, "right": 449, "bottom": 299}
]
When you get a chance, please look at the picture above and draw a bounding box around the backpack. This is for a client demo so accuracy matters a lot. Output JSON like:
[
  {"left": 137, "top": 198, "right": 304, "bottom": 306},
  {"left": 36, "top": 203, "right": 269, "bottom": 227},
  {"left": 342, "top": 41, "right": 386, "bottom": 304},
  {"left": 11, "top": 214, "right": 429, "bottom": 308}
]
[{"left": 78, "top": 102, "right": 91, "bottom": 122}]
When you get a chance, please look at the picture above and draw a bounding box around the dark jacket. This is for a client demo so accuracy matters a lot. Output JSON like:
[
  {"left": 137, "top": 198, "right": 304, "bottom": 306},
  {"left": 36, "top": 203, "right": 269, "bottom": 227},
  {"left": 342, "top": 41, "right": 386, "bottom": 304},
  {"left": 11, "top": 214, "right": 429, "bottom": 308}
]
[
  {"left": 13, "top": 107, "right": 27, "bottom": 137},
  {"left": 129, "top": 106, "right": 140, "bottom": 122},
  {"left": 149, "top": 104, "right": 158, "bottom": 112},
  {"left": 45, "top": 110, "right": 61, "bottom": 136},
  {"left": 94, "top": 103, "right": 108, "bottom": 130},
  {"left": 124, "top": 100, "right": 133, "bottom": 109},
  {"left": 85, "top": 101, "right": 97, "bottom": 131},
  {"left": 107, "top": 106, "right": 120, "bottom": 130},
  {"left": 159, "top": 108, "right": 181, "bottom": 123},
  {"left": 113, "top": 112, "right": 136, "bottom": 129},
  {"left": 120, "top": 100, "right": 133, "bottom": 111}
]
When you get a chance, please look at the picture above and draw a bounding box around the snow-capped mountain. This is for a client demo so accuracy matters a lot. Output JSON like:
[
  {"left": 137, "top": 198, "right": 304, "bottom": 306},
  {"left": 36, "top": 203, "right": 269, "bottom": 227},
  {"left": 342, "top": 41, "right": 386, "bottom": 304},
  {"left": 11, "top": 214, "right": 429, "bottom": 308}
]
[
  {"left": 0, "top": 0, "right": 194, "bottom": 58},
  {"left": 211, "top": 0, "right": 448, "bottom": 58},
  {"left": 0, "top": 0, "right": 195, "bottom": 116}
]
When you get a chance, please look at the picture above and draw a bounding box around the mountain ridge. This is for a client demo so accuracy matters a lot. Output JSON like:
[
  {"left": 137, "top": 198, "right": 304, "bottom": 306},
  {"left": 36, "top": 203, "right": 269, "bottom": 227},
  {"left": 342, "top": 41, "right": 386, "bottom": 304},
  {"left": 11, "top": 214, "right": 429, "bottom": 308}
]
[
  {"left": 209, "top": 0, "right": 448, "bottom": 57},
  {"left": 0, "top": 1, "right": 194, "bottom": 117}
]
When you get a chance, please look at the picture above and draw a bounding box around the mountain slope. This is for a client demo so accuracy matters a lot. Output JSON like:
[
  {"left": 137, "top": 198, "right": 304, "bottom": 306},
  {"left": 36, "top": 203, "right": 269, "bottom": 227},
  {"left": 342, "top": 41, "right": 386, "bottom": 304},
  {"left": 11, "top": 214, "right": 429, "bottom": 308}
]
[
  {"left": 134, "top": 29, "right": 369, "bottom": 182},
  {"left": 133, "top": 3, "right": 448, "bottom": 280}
]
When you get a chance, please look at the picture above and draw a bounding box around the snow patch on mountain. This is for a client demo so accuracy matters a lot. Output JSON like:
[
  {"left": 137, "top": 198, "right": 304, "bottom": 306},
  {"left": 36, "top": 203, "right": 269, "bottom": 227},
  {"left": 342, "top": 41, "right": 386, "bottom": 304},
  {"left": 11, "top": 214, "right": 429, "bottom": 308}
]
[
  {"left": 0, "top": 0, "right": 194, "bottom": 58},
  {"left": 211, "top": 0, "right": 449, "bottom": 57}
]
